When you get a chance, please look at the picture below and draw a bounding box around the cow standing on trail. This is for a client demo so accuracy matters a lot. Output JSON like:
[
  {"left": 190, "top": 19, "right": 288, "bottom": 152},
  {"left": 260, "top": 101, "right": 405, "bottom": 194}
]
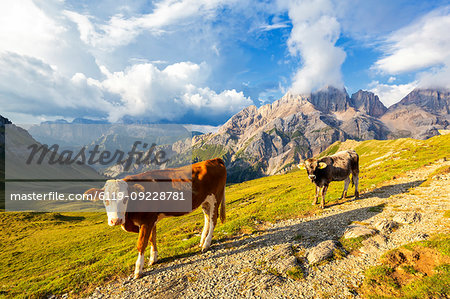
[
  {"left": 301, "top": 150, "right": 359, "bottom": 209},
  {"left": 84, "top": 158, "right": 226, "bottom": 279}
]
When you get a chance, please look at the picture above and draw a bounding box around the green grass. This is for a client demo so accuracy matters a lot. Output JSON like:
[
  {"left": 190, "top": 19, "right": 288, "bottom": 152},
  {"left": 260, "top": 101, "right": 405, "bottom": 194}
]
[
  {"left": 402, "top": 234, "right": 450, "bottom": 256},
  {"left": 317, "top": 141, "right": 342, "bottom": 158},
  {"left": 340, "top": 235, "right": 370, "bottom": 253},
  {"left": 192, "top": 144, "right": 228, "bottom": 162},
  {"left": 286, "top": 266, "right": 304, "bottom": 280},
  {"left": 362, "top": 234, "right": 450, "bottom": 298},
  {"left": 1, "top": 134, "right": 449, "bottom": 297},
  {"left": 421, "top": 164, "right": 450, "bottom": 187},
  {"left": 401, "top": 264, "right": 449, "bottom": 299}
]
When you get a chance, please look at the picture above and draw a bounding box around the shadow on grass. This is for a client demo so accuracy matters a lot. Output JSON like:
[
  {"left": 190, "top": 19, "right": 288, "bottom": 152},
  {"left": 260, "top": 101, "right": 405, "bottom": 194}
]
[
  {"left": 327, "top": 179, "right": 426, "bottom": 209},
  {"left": 359, "top": 180, "right": 425, "bottom": 199},
  {"left": 140, "top": 204, "right": 384, "bottom": 279}
]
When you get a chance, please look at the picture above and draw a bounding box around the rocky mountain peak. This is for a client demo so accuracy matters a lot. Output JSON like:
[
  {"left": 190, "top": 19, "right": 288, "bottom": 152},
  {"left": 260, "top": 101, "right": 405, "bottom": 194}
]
[
  {"left": 350, "top": 90, "right": 387, "bottom": 118},
  {"left": 393, "top": 88, "right": 450, "bottom": 115},
  {"left": 381, "top": 88, "right": 450, "bottom": 139},
  {"left": 308, "top": 86, "right": 351, "bottom": 113}
]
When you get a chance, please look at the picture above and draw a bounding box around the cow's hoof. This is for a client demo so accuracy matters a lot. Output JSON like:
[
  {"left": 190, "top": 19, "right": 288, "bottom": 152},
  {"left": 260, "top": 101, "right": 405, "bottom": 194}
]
[
  {"left": 201, "top": 247, "right": 210, "bottom": 253},
  {"left": 134, "top": 273, "right": 142, "bottom": 279},
  {"left": 149, "top": 251, "right": 158, "bottom": 266}
]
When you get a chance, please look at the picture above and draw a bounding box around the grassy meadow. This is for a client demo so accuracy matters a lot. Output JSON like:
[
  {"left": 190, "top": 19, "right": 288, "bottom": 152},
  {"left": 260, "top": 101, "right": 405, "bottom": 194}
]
[{"left": 1, "top": 134, "right": 449, "bottom": 298}]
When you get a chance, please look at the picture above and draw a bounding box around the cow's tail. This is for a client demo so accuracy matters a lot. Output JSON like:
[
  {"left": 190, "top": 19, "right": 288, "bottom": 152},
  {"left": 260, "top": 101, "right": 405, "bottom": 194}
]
[{"left": 219, "top": 186, "right": 226, "bottom": 224}]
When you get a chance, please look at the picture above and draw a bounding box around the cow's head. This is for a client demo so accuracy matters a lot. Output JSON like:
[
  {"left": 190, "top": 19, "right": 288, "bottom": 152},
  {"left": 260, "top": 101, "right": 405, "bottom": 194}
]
[
  {"left": 84, "top": 180, "right": 143, "bottom": 226},
  {"left": 304, "top": 158, "right": 328, "bottom": 182}
]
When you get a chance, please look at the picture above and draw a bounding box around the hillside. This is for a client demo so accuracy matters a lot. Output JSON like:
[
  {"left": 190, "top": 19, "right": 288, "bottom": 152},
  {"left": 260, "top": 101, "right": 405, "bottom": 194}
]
[
  {"left": 192, "top": 87, "right": 449, "bottom": 183},
  {"left": 0, "top": 134, "right": 448, "bottom": 298}
]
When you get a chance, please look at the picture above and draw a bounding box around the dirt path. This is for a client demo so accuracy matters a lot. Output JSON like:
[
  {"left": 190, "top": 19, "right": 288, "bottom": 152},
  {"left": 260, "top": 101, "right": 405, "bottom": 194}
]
[{"left": 90, "top": 160, "right": 450, "bottom": 299}]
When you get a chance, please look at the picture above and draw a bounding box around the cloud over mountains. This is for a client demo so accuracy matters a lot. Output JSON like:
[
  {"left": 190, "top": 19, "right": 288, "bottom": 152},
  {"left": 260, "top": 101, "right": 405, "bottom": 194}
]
[{"left": 0, "top": 0, "right": 449, "bottom": 123}]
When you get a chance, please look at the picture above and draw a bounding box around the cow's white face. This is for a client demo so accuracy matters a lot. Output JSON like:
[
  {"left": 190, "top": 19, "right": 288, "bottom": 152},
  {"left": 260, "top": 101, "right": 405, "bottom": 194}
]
[{"left": 103, "top": 180, "right": 129, "bottom": 226}]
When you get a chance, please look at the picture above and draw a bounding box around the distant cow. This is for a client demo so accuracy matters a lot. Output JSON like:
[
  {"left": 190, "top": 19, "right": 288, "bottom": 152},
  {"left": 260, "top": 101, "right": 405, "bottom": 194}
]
[
  {"left": 84, "top": 158, "right": 226, "bottom": 279},
  {"left": 301, "top": 150, "right": 359, "bottom": 208}
]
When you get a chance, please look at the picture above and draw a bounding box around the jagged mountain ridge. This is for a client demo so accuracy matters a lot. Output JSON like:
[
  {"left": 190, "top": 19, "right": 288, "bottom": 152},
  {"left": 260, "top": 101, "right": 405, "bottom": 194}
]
[
  {"left": 193, "top": 87, "right": 449, "bottom": 182},
  {"left": 1, "top": 87, "right": 448, "bottom": 184},
  {"left": 381, "top": 89, "right": 450, "bottom": 139}
]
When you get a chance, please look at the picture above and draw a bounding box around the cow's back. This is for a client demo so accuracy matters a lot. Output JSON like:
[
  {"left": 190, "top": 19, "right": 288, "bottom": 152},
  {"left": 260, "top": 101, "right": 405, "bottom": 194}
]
[
  {"left": 320, "top": 150, "right": 358, "bottom": 181},
  {"left": 124, "top": 158, "right": 226, "bottom": 211},
  {"left": 191, "top": 158, "right": 227, "bottom": 209}
]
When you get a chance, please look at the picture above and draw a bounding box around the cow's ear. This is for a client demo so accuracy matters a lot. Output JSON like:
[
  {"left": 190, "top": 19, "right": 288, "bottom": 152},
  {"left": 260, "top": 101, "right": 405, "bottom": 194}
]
[
  {"left": 84, "top": 188, "right": 104, "bottom": 201},
  {"left": 130, "top": 183, "right": 145, "bottom": 194},
  {"left": 297, "top": 163, "right": 306, "bottom": 170},
  {"left": 318, "top": 162, "right": 328, "bottom": 169}
]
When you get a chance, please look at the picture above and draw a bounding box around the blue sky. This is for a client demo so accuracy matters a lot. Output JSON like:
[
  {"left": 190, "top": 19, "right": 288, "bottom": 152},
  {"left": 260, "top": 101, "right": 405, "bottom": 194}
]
[{"left": 0, "top": 0, "right": 449, "bottom": 126}]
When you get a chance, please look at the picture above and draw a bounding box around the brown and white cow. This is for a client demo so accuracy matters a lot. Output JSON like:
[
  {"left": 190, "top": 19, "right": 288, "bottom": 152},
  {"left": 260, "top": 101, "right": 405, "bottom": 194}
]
[
  {"left": 85, "top": 158, "right": 226, "bottom": 278},
  {"left": 301, "top": 150, "right": 359, "bottom": 208}
]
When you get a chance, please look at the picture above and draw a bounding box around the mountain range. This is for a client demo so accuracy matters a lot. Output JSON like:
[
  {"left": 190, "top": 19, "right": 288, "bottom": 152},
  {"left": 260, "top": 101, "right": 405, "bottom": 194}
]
[
  {"left": 192, "top": 87, "right": 449, "bottom": 182},
  {"left": 1, "top": 87, "right": 449, "bottom": 184}
]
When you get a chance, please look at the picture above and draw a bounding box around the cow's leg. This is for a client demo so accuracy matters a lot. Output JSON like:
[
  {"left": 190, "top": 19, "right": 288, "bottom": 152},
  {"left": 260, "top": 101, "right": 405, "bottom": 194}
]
[
  {"left": 134, "top": 224, "right": 151, "bottom": 279},
  {"left": 320, "top": 185, "right": 328, "bottom": 209},
  {"left": 148, "top": 225, "right": 158, "bottom": 266},
  {"left": 353, "top": 172, "right": 360, "bottom": 198},
  {"left": 200, "top": 201, "right": 211, "bottom": 248},
  {"left": 202, "top": 195, "right": 217, "bottom": 252},
  {"left": 313, "top": 185, "right": 320, "bottom": 205},
  {"left": 341, "top": 177, "right": 350, "bottom": 199}
]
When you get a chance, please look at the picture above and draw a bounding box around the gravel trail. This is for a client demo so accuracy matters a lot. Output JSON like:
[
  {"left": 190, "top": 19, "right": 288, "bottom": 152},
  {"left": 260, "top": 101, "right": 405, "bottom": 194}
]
[{"left": 90, "top": 160, "right": 450, "bottom": 298}]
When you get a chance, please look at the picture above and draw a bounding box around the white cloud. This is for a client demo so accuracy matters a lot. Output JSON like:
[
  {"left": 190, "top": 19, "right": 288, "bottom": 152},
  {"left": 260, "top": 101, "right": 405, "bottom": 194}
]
[
  {"left": 416, "top": 64, "right": 450, "bottom": 89},
  {"left": 0, "top": 52, "right": 251, "bottom": 123},
  {"left": 280, "top": 0, "right": 346, "bottom": 95},
  {"left": 95, "top": 61, "right": 251, "bottom": 122},
  {"left": 0, "top": 53, "right": 112, "bottom": 118},
  {"left": 0, "top": 0, "right": 254, "bottom": 124},
  {"left": 259, "top": 22, "right": 290, "bottom": 31},
  {"left": 0, "top": 0, "right": 65, "bottom": 62},
  {"left": 64, "top": 0, "right": 235, "bottom": 50},
  {"left": 373, "top": 6, "right": 450, "bottom": 88},
  {"left": 369, "top": 81, "right": 417, "bottom": 107}
]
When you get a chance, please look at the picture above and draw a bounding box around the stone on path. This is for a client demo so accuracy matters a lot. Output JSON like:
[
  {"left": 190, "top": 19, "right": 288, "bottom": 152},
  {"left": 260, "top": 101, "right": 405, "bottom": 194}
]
[
  {"left": 306, "top": 240, "right": 340, "bottom": 265},
  {"left": 343, "top": 224, "right": 376, "bottom": 239}
]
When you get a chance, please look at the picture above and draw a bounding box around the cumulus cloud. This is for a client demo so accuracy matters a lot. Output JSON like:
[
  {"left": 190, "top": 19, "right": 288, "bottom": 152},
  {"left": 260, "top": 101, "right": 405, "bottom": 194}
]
[
  {"left": 0, "top": 53, "right": 112, "bottom": 118},
  {"left": 368, "top": 81, "right": 417, "bottom": 107},
  {"left": 373, "top": 6, "right": 450, "bottom": 89},
  {"left": 91, "top": 61, "right": 252, "bottom": 122},
  {"left": 280, "top": 0, "right": 346, "bottom": 94},
  {"left": 0, "top": 0, "right": 253, "bottom": 125},
  {"left": 0, "top": 52, "right": 251, "bottom": 123}
]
